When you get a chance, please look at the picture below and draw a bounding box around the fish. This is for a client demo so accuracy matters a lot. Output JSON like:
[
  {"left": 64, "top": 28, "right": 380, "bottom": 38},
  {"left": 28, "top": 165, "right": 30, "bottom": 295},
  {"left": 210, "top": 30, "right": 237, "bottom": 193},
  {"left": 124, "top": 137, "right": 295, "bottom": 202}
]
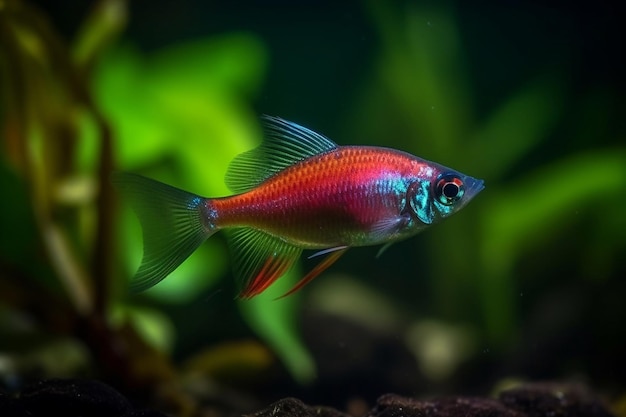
[{"left": 113, "top": 116, "right": 484, "bottom": 298}]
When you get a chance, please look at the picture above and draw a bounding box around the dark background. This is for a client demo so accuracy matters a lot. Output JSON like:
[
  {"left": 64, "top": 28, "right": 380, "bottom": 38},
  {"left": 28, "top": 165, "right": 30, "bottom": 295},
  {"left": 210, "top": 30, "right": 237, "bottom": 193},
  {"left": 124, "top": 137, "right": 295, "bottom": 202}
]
[{"left": 2, "top": 0, "right": 625, "bottom": 414}]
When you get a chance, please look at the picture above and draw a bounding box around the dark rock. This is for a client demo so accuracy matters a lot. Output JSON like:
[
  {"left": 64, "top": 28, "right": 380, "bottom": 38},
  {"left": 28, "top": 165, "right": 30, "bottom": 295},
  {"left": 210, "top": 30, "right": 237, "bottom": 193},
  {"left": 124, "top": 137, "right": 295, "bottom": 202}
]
[
  {"left": 14, "top": 379, "right": 168, "bottom": 417},
  {"left": 367, "top": 393, "right": 523, "bottom": 417},
  {"left": 362, "top": 383, "right": 617, "bottom": 417},
  {"left": 3, "top": 378, "right": 616, "bottom": 417},
  {"left": 499, "top": 382, "right": 615, "bottom": 417},
  {"left": 245, "top": 397, "right": 351, "bottom": 417},
  {"left": 19, "top": 378, "right": 134, "bottom": 417},
  {"left": 0, "top": 388, "right": 28, "bottom": 417}
]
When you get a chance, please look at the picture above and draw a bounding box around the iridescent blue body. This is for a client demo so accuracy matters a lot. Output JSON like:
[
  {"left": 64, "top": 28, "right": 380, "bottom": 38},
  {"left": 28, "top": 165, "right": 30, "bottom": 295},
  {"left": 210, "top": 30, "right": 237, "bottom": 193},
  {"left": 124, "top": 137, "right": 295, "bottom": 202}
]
[{"left": 113, "top": 116, "right": 484, "bottom": 298}]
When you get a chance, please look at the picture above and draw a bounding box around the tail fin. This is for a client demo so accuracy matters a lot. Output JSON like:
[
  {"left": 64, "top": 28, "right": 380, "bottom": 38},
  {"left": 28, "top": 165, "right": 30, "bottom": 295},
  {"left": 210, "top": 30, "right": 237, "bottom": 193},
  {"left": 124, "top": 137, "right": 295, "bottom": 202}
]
[{"left": 112, "top": 172, "right": 216, "bottom": 292}]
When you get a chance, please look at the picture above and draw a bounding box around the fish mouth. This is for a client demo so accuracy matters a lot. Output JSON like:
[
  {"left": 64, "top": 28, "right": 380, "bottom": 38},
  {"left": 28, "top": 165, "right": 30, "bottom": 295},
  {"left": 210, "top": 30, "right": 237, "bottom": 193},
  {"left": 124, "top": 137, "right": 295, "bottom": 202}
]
[
  {"left": 472, "top": 179, "right": 485, "bottom": 193},
  {"left": 465, "top": 177, "right": 485, "bottom": 199}
]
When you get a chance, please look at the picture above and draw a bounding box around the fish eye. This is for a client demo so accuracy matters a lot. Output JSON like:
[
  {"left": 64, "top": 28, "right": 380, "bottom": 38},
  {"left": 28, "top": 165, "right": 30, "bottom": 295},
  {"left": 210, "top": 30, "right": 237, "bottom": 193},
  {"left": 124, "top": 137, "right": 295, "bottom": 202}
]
[{"left": 434, "top": 173, "right": 465, "bottom": 205}]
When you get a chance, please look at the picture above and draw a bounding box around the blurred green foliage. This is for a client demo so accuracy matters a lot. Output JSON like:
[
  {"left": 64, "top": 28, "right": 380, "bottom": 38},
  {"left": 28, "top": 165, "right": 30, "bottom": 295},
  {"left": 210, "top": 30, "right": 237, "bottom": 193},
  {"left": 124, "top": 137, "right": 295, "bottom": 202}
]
[
  {"left": 1, "top": 0, "right": 625, "bottom": 412},
  {"left": 94, "top": 34, "right": 316, "bottom": 383},
  {"left": 1, "top": 0, "right": 316, "bottom": 388},
  {"left": 354, "top": 0, "right": 626, "bottom": 346}
]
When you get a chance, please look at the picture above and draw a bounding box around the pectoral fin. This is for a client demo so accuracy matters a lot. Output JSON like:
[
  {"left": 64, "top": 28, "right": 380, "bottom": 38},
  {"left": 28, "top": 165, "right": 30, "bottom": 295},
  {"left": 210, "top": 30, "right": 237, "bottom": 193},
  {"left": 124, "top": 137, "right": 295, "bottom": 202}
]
[
  {"left": 277, "top": 247, "right": 349, "bottom": 299},
  {"left": 308, "top": 246, "right": 348, "bottom": 259},
  {"left": 376, "top": 242, "right": 394, "bottom": 258},
  {"left": 369, "top": 215, "right": 409, "bottom": 242}
]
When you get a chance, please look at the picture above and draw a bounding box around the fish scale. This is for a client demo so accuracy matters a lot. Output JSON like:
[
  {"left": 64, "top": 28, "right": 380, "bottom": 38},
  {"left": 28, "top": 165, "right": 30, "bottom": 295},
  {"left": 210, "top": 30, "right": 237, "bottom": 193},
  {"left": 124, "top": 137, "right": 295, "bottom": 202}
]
[
  {"left": 113, "top": 116, "right": 484, "bottom": 297},
  {"left": 211, "top": 148, "right": 410, "bottom": 245}
]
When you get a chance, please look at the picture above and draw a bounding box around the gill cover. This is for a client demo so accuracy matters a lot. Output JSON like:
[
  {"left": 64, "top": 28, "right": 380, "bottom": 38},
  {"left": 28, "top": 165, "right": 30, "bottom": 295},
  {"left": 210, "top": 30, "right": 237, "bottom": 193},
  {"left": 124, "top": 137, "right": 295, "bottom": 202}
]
[{"left": 408, "top": 181, "right": 434, "bottom": 225}]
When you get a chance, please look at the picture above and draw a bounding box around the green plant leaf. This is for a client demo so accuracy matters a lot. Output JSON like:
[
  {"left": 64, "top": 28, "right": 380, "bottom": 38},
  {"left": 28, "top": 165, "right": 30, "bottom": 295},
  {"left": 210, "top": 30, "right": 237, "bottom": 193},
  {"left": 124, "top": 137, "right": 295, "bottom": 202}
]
[
  {"left": 472, "top": 76, "right": 563, "bottom": 178},
  {"left": 368, "top": 0, "right": 471, "bottom": 156},
  {"left": 482, "top": 149, "right": 626, "bottom": 261},
  {"left": 96, "top": 35, "right": 317, "bottom": 383},
  {"left": 478, "top": 149, "right": 626, "bottom": 342},
  {"left": 238, "top": 267, "right": 317, "bottom": 385}
]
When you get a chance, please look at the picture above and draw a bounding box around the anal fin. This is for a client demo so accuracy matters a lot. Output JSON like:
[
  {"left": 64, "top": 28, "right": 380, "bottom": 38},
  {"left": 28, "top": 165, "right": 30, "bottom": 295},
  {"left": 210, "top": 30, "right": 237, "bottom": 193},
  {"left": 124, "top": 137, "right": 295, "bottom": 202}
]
[{"left": 226, "top": 228, "right": 302, "bottom": 299}]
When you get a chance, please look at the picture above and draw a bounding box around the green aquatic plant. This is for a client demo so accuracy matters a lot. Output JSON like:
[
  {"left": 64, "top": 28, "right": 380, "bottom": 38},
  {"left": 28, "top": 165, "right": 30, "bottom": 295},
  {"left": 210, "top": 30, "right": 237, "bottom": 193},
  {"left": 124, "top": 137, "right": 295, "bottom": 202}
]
[
  {"left": 355, "top": 0, "right": 626, "bottom": 346},
  {"left": 94, "top": 36, "right": 317, "bottom": 383},
  {"left": 2, "top": 0, "right": 624, "bottom": 404},
  {"left": 0, "top": 0, "right": 315, "bottom": 395}
]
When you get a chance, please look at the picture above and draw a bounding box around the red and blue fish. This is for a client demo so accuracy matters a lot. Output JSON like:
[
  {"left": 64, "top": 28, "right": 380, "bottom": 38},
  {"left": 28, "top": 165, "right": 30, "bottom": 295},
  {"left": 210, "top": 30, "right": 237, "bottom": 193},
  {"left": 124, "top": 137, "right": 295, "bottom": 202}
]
[{"left": 114, "top": 116, "right": 484, "bottom": 298}]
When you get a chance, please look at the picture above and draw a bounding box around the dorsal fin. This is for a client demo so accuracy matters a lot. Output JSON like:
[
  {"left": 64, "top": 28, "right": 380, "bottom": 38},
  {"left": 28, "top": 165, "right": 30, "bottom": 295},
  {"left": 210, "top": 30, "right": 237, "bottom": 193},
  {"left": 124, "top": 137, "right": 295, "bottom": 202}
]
[{"left": 225, "top": 116, "right": 338, "bottom": 193}]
